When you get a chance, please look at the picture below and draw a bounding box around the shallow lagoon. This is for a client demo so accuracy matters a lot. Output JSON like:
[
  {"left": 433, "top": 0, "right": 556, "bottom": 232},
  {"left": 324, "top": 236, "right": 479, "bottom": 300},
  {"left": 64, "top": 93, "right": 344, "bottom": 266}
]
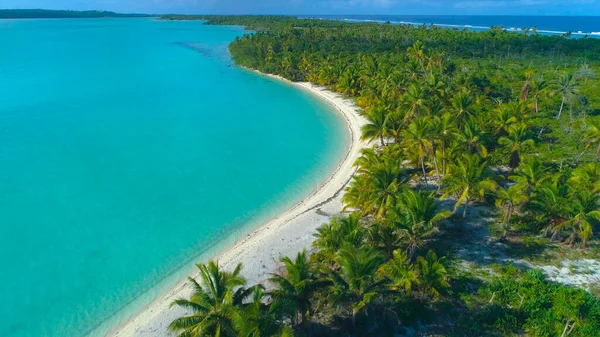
[{"left": 0, "top": 18, "right": 347, "bottom": 336}]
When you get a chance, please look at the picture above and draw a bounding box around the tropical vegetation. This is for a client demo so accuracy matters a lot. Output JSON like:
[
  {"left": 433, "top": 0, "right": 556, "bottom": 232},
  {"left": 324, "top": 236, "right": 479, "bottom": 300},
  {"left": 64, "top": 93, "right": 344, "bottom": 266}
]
[{"left": 164, "top": 16, "right": 600, "bottom": 336}]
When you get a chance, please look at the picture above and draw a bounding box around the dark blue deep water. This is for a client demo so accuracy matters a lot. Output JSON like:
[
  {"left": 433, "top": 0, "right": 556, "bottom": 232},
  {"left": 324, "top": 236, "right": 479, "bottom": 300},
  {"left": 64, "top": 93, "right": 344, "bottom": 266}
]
[{"left": 310, "top": 15, "right": 600, "bottom": 37}]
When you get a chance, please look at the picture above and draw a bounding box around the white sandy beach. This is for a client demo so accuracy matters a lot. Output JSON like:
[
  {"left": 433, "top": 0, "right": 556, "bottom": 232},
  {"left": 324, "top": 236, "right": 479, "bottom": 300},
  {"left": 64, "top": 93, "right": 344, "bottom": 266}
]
[{"left": 110, "top": 77, "right": 367, "bottom": 337}]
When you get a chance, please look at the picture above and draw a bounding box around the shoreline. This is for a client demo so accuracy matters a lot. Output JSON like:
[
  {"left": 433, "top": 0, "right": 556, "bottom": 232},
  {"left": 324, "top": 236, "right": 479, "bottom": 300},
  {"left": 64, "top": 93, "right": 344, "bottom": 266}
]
[{"left": 109, "top": 74, "right": 367, "bottom": 337}]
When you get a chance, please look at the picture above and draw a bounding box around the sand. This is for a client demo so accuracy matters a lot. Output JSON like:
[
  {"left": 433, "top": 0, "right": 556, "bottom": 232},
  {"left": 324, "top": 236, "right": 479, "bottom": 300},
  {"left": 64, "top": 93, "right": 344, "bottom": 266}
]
[{"left": 109, "top": 76, "right": 367, "bottom": 337}]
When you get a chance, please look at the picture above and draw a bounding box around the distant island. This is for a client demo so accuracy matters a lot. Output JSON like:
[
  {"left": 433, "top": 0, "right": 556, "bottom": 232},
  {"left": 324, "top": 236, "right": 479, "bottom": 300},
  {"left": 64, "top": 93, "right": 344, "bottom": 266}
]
[{"left": 0, "top": 9, "right": 152, "bottom": 19}]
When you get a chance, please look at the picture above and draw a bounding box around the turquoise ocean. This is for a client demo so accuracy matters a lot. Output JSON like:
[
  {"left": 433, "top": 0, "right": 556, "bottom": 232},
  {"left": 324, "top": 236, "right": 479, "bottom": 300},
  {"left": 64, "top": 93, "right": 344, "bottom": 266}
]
[{"left": 0, "top": 18, "right": 348, "bottom": 337}]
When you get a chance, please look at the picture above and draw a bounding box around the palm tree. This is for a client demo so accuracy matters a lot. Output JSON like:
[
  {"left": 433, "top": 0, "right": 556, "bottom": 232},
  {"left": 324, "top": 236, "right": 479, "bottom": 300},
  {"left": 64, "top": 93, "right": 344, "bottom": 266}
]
[
  {"left": 414, "top": 251, "right": 450, "bottom": 300},
  {"left": 388, "top": 189, "right": 451, "bottom": 260},
  {"left": 361, "top": 107, "right": 389, "bottom": 147},
  {"left": 269, "top": 250, "right": 326, "bottom": 330},
  {"left": 553, "top": 191, "right": 600, "bottom": 248},
  {"left": 496, "top": 185, "right": 529, "bottom": 240},
  {"left": 354, "top": 144, "right": 404, "bottom": 173},
  {"left": 344, "top": 160, "right": 407, "bottom": 218},
  {"left": 569, "top": 162, "right": 600, "bottom": 191},
  {"left": 441, "top": 155, "right": 498, "bottom": 219},
  {"left": 528, "top": 179, "right": 570, "bottom": 240},
  {"left": 498, "top": 123, "right": 535, "bottom": 169},
  {"left": 403, "top": 117, "right": 432, "bottom": 183},
  {"left": 450, "top": 91, "right": 475, "bottom": 121},
  {"left": 402, "top": 84, "right": 428, "bottom": 122},
  {"left": 530, "top": 77, "right": 549, "bottom": 114},
  {"left": 377, "top": 249, "right": 417, "bottom": 293},
  {"left": 556, "top": 73, "right": 578, "bottom": 120},
  {"left": 407, "top": 41, "right": 425, "bottom": 61},
  {"left": 313, "top": 213, "right": 365, "bottom": 264},
  {"left": 169, "top": 261, "right": 248, "bottom": 337},
  {"left": 582, "top": 116, "right": 600, "bottom": 157},
  {"left": 431, "top": 113, "right": 458, "bottom": 175},
  {"left": 457, "top": 117, "right": 489, "bottom": 158},
  {"left": 366, "top": 221, "right": 404, "bottom": 260},
  {"left": 330, "top": 245, "right": 386, "bottom": 332},
  {"left": 491, "top": 102, "right": 519, "bottom": 136},
  {"left": 510, "top": 156, "right": 551, "bottom": 193},
  {"left": 235, "top": 286, "right": 292, "bottom": 337}
]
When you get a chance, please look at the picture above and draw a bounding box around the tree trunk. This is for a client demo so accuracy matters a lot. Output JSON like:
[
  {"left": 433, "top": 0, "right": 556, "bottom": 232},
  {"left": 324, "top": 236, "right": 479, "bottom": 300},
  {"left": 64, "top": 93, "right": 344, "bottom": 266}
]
[
  {"left": 569, "top": 101, "right": 574, "bottom": 123},
  {"left": 561, "top": 320, "right": 574, "bottom": 337},
  {"left": 557, "top": 96, "right": 565, "bottom": 119},
  {"left": 431, "top": 143, "right": 442, "bottom": 181},
  {"left": 535, "top": 97, "right": 539, "bottom": 113},
  {"left": 442, "top": 145, "right": 447, "bottom": 176},
  {"left": 462, "top": 202, "right": 469, "bottom": 219},
  {"left": 518, "top": 293, "right": 525, "bottom": 310},
  {"left": 574, "top": 151, "right": 586, "bottom": 166},
  {"left": 538, "top": 126, "right": 545, "bottom": 138},
  {"left": 569, "top": 233, "right": 576, "bottom": 248},
  {"left": 380, "top": 134, "right": 385, "bottom": 147},
  {"left": 551, "top": 229, "right": 561, "bottom": 242},
  {"left": 501, "top": 206, "right": 513, "bottom": 241},
  {"left": 420, "top": 157, "right": 429, "bottom": 185},
  {"left": 509, "top": 150, "right": 520, "bottom": 169},
  {"left": 596, "top": 142, "right": 600, "bottom": 156}
]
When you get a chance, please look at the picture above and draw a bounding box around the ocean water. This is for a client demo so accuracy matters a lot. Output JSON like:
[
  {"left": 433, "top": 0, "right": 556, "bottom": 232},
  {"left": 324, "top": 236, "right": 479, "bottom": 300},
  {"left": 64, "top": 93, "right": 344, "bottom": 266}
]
[
  {"left": 311, "top": 15, "right": 600, "bottom": 37},
  {"left": 0, "top": 18, "right": 348, "bottom": 337}
]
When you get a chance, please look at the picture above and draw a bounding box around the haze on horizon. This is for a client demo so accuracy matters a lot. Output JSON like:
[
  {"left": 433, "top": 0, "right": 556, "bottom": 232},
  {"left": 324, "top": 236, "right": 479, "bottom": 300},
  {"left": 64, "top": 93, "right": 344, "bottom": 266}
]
[{"left": 1, "top": 0, "right": 599, "bottom": 16}]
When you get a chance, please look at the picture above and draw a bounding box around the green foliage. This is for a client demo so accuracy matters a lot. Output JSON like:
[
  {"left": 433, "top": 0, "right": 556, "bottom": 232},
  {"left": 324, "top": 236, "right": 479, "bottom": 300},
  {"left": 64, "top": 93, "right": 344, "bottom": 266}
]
[
  {"left": 167, "top": 16, "right": 600, "bottom": 337},
  {"left": 168, "top": 261, "right": 249, "bottom": 337},
  {"left": 477, "top": 269, "right": 600, "bottom": 337},
  {"left": 0, "top": 9, "right": 150, "bottom": 18}
]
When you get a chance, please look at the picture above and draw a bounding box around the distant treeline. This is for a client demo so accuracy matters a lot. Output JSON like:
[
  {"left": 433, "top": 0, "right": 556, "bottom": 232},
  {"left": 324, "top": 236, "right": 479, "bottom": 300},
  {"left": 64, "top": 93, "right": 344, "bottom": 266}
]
[{"left": 0, "top": 9, "right": 152, "bottom": 19}]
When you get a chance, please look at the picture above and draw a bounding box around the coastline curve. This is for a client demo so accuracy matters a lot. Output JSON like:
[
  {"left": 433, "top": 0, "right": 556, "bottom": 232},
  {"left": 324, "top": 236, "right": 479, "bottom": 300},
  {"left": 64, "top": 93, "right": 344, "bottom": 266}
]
[{"left": 110, "top": 72, "right": 367, "bottom": 337}]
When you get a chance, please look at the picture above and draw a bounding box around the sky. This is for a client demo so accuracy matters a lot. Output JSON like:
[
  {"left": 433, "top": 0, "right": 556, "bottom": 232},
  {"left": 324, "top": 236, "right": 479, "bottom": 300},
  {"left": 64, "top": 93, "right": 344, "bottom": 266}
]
[{"left": 1, "top": 0, "right": 599, "bottom": 16}]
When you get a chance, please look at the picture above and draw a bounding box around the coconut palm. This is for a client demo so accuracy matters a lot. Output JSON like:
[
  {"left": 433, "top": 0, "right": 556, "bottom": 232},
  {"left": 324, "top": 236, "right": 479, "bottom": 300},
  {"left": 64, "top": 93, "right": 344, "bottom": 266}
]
[
  {"left": 403, "top": 116, "right": 432, "bottom": 183},
  {"left": 496, "top": 185, "right": 529, "bottom": 240},
  {"left": 366, "top": 221, "right": 404, "bottom": 260},
  {"left": 498, "top": 123, "right": 535, "bottom": 169},
  {"left": 431, "top": 113, "right": 458, "bottom": 175},
  {"left": 569, "top": 162, "right": 600, "bottom": 191},
  {"left": 269, "top": 250, "right": 327, "bottom": 330},
  {"left": 169, "top": 261, "right": 249, "bottom": 337},
  {"left": 407, "top": 41, "right": 426, "bottom": 64},
  {"left": 530, "top": 77, "right": 549, "bottom": 114},
  {"left": 457, "top": 117, "right": 489, "bottom": 158},
  {"left": 510, "top": 156, "right": 551, "bottom": 193},
  {"left": 441, "top": 155, "right": 498, "bottom": 219},
  {"left": 388, "top": 189, "right": 451, "bottom": 260},
  {"left": 402, "top": 83, "right": 428, "bottom": 121},
  {"left": 491, "top": 102, "right": 519, "bottom": 136},
  {"left": 343, "top": 160, "right": 408, "bottom": 218},
  {"left": 414, "top": 250, "right": 450, "bottom": 300},
  {"left": 449, "top": 91, "right": 475, "bottom": 121},
  {"left": 313, "top": 213, "right": 365, "bottom": 264},
  {"left": 582, "top": 116, "right": 600, "bottom": 157},
  {"left": 556, "top": 73, "right": 578, "bottom": 120},
  {"left": 361, "top": 107, "right": 389, "bottom": 147},
  {"left": 528, "top": 179, "right": 570, "bottom": 240},
  {"left": 329, "top": 245, "right": 386, "bottom": 332},
  {"left": 553, "top": 190, "right": 600, "bottom": 248},
  {"left": 377, "top": 249, "right": 417, "bottom": 293},
  {"left": 234, "top": 286, "right": 293, "bottom": 337},
  {"left": 354, "top": 144, "right": 404, "bottom": 173}
]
